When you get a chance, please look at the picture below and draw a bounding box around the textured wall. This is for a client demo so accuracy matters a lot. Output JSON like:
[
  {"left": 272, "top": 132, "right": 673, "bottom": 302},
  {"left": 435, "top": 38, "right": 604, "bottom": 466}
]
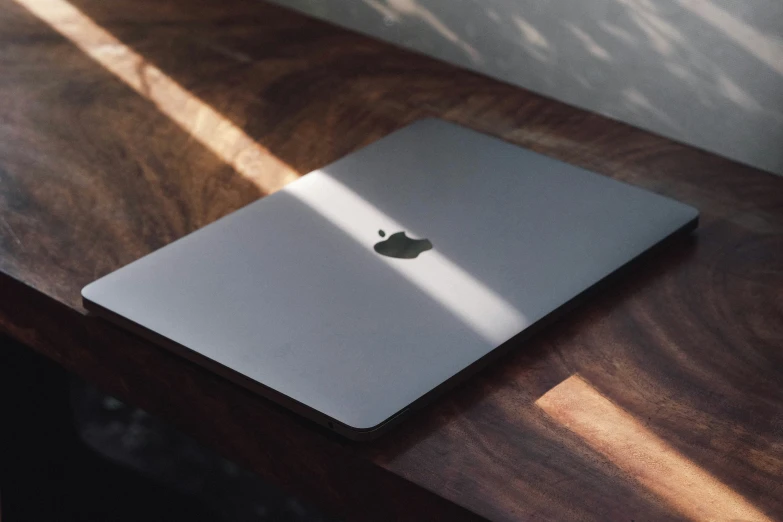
[{"left": 269, "top": 0, "right": 783, "bottom": 175}]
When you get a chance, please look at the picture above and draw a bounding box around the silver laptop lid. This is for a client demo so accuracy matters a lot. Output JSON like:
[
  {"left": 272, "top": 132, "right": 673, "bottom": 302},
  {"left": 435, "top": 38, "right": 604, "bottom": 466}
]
[{"left": 83, "top": 119, "right": 698, "bottom": 431}]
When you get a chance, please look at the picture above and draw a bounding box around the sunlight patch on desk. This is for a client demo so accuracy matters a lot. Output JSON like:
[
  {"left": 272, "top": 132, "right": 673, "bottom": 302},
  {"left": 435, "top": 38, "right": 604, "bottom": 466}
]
[
  {"left": 287, "top": 170, "right": 528, "bottom": 345},
  {"left": 537, "top": 375, "right": 772, "bottom": 522},
  {"left": 12, "top": 0, "right": 300, "bottom": 195}
]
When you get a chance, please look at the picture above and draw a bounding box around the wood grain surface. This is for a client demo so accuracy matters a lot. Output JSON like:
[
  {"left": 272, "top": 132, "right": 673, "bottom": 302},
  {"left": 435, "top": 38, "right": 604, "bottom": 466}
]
[{"left": 1, "top": 0, "right": 782, "bottom": 520}]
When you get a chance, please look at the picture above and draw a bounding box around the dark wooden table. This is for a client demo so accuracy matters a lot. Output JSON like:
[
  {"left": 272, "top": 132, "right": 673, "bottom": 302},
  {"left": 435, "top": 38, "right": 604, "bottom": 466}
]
[{"left": 2, "top": 0, "right": 782, "bottom": 520}]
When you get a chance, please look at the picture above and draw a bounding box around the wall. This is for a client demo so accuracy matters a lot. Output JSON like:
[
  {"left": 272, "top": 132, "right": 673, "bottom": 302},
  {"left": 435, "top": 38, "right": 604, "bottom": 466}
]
[{"left": 268, "top": 0, "right": 783, "bottom": 175}]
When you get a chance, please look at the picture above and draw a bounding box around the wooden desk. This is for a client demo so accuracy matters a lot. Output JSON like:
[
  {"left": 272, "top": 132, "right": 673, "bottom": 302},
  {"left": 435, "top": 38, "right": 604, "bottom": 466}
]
[{"left": 1, "top": 0, "right": 782, "bottom": 520}]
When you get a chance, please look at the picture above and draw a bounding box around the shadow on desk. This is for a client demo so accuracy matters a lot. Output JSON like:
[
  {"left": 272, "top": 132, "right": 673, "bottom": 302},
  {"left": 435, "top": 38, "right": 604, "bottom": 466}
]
[{"left": 0, "top": 336, "right": 334, "bottom": 522}]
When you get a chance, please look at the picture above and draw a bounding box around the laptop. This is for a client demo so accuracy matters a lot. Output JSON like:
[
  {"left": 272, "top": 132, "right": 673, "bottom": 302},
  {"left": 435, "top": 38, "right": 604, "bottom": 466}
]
[{"left": 82, "top": 119, "right": 699, "bottom": 440}]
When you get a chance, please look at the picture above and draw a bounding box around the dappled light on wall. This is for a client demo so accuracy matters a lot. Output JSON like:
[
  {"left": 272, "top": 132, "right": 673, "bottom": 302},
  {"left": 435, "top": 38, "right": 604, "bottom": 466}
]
[
  {"left": 366, "top": 0, "right": 482, "bottom": 63},
  {"left": 271, "top": 0, "right": 783, "bottom": 175},
  {"left": 671, "top": 0, "right": 783, "bottom": 77}
]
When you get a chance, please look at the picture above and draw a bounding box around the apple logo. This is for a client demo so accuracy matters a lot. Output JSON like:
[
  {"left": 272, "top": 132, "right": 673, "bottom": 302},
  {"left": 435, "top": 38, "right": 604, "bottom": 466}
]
[{"left": 373, "top": 229, "right": 433, "bottom": 259}]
